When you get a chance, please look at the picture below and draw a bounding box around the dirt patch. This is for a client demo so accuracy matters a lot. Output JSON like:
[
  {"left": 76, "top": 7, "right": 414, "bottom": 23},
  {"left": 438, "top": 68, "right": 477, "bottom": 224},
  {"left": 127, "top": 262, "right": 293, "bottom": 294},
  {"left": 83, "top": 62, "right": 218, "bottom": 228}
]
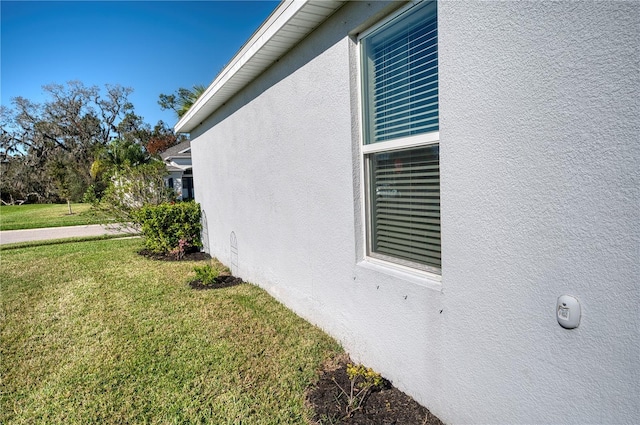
[
  {"left": 188, "top": 275, "right": 244, "bottom": 290},
  {"left": 138, "top": 249, "right": 211, "bottom": 262},
  {"left": 307, "top": 354, "right": 444, "bottom": 425}
]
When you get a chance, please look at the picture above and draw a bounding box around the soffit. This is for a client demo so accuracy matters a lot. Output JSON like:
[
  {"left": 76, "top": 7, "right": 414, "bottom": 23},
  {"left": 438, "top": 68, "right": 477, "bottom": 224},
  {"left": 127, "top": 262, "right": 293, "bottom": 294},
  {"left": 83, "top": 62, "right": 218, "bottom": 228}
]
[{"left": 175, "top": 0, "right": 345, "bottom": 134}]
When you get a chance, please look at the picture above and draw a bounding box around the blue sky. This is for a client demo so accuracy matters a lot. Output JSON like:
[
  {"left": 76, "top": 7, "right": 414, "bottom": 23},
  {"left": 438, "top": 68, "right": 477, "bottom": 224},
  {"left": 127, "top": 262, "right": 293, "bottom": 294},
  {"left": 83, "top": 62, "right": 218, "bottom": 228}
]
[{"left": 1, "top": 1, "right": 279, "bottom": 128}]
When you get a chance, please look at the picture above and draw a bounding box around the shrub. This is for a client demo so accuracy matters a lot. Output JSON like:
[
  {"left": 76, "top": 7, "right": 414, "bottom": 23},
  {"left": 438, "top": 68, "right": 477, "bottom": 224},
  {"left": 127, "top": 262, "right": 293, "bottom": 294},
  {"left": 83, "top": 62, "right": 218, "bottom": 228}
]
[
  {"left": 333, "top": 363, "right": 383, "bottom": 417},
  {"left": 133, "top": 201, "right": 202, "bottom": 255},
  {"left": 193, "top": 264, "right": 219, "bottom": 286},
  {"left": 169, "top": 238, "right": 190, "bottom": 260}
]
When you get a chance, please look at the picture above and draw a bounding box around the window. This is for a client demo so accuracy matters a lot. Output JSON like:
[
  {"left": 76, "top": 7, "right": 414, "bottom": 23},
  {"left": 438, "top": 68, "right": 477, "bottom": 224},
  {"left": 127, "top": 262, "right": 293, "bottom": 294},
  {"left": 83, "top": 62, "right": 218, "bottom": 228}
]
[
  {"left": 360, "top": 1, "right": 440, "bottom": 274},
  {"left": 182, "top": 176, "right": 194, "bottom": 200}
]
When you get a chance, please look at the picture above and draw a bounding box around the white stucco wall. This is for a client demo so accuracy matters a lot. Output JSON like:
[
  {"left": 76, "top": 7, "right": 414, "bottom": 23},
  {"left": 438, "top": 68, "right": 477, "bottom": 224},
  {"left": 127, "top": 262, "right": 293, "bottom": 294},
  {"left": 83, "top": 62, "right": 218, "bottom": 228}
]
[
  {"left": 191, "top": 1, "right": 639, "bottom": 424},
  {"left": 438, "top": 2, "right": 639, "bottom": 423}
]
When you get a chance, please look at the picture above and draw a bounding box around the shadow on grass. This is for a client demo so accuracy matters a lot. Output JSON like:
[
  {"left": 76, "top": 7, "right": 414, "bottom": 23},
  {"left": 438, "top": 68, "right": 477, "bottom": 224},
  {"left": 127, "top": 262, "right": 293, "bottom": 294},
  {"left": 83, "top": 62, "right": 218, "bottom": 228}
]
[{"left": 0, "top": 234, "right": 140, "bottom": 251}]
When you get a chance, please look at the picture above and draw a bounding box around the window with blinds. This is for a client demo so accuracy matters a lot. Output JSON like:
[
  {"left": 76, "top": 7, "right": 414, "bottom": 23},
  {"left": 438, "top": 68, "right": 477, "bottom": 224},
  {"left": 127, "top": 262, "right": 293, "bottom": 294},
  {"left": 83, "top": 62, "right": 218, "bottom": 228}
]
[
  {"left": 362, "top": 1, "right": 438, "bottom": 144},
  {"left": 370, "top": 145, "right": 440, "bottom": 269},
  {"left": 360, "top": 1, "right": 440, "bottom": 273}
]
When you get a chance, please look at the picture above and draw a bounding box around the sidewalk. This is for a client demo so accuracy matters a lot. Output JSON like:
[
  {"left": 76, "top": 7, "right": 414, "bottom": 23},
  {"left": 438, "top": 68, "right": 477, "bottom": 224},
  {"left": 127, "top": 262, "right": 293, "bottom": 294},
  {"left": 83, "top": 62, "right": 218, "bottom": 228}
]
[{"left": 0, "top": 224, "right": 135, "bottom": 245}]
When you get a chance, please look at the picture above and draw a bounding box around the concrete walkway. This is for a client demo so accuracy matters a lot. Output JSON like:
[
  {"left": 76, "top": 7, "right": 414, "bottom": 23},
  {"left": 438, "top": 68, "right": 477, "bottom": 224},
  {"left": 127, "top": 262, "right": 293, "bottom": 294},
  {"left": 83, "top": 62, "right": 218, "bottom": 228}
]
[{"left": 0, "top": 224, "right": 136, "bottom": 245}]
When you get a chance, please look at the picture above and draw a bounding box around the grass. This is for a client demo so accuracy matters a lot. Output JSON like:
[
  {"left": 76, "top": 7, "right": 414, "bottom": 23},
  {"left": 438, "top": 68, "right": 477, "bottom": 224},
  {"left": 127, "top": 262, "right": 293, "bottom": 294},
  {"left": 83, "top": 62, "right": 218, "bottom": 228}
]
[
  {"left": 0, "top": 238, "right": 342, "bottom": 424},
  {"left": 0, "top": 203, "right": 107, "bottom": 231},
  {"left": 0, "top": 234, "right": 137, "bottom": 251}
]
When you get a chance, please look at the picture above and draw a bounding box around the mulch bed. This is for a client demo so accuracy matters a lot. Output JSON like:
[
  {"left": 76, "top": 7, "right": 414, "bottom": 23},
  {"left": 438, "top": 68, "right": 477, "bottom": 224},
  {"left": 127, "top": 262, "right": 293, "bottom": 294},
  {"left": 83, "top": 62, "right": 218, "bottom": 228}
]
[
  {"left": 137, "top": 249, "right": 243, "bottom": 289},
  {"left": 307, "top": 354, "right": 444, "bottom": 425},
  {"left": 138, "top": 249, "right": 211, "bottom": 262},
  {"left": 188, "top": 275, "right": 244, "bottom": 290}
]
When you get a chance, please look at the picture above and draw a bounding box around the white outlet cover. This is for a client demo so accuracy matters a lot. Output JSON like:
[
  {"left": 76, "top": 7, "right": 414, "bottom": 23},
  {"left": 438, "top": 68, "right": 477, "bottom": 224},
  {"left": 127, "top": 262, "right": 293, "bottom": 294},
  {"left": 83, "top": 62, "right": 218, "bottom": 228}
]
[{"left": 557, "top": 295, "right": 581, "bottom": 329}]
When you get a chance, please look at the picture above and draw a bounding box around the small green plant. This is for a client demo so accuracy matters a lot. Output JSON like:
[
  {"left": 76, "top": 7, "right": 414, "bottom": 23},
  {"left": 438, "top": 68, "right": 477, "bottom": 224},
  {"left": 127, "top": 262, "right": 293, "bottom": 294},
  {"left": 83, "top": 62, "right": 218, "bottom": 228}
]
[
  {"left": 333, "top": 363, "right": 383, "bottom": 417},
  {"left": 193, "top": 264, "right": 219, "bottom": 286}
]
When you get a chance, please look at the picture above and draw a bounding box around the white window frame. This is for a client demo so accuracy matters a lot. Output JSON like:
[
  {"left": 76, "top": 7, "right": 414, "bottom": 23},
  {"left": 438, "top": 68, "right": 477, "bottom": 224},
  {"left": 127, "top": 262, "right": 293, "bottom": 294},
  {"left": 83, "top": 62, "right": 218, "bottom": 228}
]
[{"left": 357, "top": 0, "right": 441, "bottom": 278}]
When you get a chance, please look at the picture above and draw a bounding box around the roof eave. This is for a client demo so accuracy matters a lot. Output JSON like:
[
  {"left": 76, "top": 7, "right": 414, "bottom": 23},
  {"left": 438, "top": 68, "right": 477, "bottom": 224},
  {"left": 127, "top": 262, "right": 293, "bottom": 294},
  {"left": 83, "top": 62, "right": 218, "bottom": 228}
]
[{"left": 174, "top": 0, "right": 345, "bottom": 134}]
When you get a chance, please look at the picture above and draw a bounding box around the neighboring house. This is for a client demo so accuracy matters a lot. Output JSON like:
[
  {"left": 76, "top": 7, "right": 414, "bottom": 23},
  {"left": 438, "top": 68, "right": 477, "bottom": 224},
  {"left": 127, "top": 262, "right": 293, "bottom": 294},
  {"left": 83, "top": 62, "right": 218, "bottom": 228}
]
[
  {"left": 161, "top": 140, "right": 194, "bottom": 200},
  {"left": 175, "top": 1, "right": 639, "bottom": 424}
]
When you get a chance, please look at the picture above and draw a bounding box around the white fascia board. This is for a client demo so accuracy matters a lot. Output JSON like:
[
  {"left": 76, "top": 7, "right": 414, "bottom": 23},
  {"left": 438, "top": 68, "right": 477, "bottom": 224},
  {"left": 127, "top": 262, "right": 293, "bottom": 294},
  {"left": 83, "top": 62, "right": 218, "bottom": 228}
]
[
  {"left": 175, "top": 0, "right": 344, "bottom": 134},
  {"left": 167, "top": 161, "right": 191, "bottom": 172}
]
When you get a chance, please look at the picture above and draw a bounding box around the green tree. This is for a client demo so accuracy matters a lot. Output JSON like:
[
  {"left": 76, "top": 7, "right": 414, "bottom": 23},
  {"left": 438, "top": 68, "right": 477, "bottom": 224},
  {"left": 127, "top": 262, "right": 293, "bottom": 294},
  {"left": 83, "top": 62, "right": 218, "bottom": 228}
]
[
  {"left": 158, "top": 84, "right": 207, "bottom": 118},
  {"left": 0, "top": 82, "right": 147, "bottom": 203},
  {"left": 48, "top": 155, "right": 79, "bottom": 214},
  {"left": 89, "top": 138, "right": 152, "bottom": 201},
  {"left": 0, "top": 156, "right": 47, "bottom": 205},
  {"left": 92, "top": 138, "right": 150, "bottom": 174},
  {"left": 91, "top": 161, "right": 175, "bottom": 228}
]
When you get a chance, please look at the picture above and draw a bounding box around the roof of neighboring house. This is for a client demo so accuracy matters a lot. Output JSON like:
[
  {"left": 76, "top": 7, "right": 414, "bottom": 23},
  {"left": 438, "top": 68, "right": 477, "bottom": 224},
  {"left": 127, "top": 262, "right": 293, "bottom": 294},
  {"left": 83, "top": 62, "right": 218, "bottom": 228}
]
[
  {"left": 175, "top": 0, "right": 345, "bottom": 134},
  {"left": 161, "top": 139, "right": 191, "bottom": 161}
]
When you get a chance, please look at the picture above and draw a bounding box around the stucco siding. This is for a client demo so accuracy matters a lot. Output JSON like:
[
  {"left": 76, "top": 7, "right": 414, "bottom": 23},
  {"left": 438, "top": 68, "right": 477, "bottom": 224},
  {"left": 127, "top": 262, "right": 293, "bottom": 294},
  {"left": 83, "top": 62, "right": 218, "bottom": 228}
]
[
  {"left": 191, "top": 1, "right": 639, "bottom": 424},
  {"left": 439, "top": 2, "right": 639, "bottom": 423},
  {"left": 192, "top": 3, "right": 357, "bottom": 324}
]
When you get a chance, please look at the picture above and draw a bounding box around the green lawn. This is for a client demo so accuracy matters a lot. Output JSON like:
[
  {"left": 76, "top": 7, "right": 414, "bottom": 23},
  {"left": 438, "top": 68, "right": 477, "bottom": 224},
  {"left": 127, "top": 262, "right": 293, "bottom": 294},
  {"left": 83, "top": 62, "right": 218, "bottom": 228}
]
[
  {"left": 0, "top": 238, "right": 342, "bottom": 424},
  {"left": 0, "top": 203, "right": 108, "bottom": 231}
]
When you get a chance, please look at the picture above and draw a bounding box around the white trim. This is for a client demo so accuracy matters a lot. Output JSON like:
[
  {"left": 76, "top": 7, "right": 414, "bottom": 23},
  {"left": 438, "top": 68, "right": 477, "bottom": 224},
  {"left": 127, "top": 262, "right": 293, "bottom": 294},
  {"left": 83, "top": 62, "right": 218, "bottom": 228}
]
[
  {"left": 177, "top": 1, "right": 302, "bottom": 130},
  {"left": 175, "top": 0, "right": 345, "bottom": 133},
  {"left": 357, "top": 0, "right": 441, "bottom": 277},
  {"left": 369, "top": 251, "right": 441, "bottom": 275},
  {"left": 356, "top": 21, "right": 368, "bottom": 266},
  {"left": 358, "top": 258, "right": 442, "bottom": 291},
  {"left": 165, "top": 162, "right": 192, "bottom": 172},
  {"left": 356, "top": 0, "right": 425, "bottom": 42},
  {"left": 361, "top": 131, "right": 440, "bottom": 155}
]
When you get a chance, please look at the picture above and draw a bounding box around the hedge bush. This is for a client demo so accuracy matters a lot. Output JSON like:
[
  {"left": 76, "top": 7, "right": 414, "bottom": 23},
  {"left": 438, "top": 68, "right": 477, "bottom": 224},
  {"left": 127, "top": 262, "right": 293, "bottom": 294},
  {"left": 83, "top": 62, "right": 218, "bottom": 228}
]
[{"left": 133, "top": 201, "right": 202, "bottom": 255}]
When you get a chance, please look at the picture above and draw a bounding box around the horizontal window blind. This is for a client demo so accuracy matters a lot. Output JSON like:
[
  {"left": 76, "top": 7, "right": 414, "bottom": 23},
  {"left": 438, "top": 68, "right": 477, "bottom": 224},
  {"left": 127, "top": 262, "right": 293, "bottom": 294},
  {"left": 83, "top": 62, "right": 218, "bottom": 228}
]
[
  {"left": 361, "top": 1, "right": 440, "bottom": 273},
  {"left": 370, "top": 145, "right": 440, "bottom": 269},
  {"left": 362, "top": 1, "right": 438, "bottom": 144}
]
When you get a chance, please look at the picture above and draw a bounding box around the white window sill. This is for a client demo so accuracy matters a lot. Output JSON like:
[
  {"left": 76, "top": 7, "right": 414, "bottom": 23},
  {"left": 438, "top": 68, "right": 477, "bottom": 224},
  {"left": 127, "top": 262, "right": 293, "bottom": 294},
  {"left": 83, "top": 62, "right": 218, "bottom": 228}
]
[{"left": 357, "top": 257, "right": 442, "bottom": 291}]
